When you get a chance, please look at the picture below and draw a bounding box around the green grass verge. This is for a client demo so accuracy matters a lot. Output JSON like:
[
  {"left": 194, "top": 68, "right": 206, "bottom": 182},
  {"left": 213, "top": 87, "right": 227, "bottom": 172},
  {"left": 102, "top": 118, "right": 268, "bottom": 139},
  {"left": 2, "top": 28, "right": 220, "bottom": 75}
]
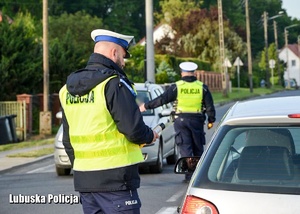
[
  {"left": 7, "top": 147, "right": 54, "bottom": 158},
  {"left": 211, "top": 86, "right": 284, "bottom": 104},
  {"left": 0, "top": 86, "right": 291, "bottom": 155},
  {"left": 0, "top": 138, "right": 54, "bottom": 152}
]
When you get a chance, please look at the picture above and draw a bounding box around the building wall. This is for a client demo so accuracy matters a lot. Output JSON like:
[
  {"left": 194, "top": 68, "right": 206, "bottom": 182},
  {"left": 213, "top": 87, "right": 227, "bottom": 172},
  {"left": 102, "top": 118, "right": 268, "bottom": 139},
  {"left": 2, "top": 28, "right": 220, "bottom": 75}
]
[
  {"left": 279, "top": 47, "right": 300, "bottom": 86},
  {"left": 138, "top": 23, "right": 175, "bottom": 46}
]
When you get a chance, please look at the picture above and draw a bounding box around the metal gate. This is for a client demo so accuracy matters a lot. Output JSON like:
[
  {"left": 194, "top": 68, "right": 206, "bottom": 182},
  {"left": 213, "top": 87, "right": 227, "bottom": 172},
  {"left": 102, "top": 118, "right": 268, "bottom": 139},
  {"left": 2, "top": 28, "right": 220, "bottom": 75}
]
[{"left": 0, "top": 101, "right": 26, "bottom": 141}]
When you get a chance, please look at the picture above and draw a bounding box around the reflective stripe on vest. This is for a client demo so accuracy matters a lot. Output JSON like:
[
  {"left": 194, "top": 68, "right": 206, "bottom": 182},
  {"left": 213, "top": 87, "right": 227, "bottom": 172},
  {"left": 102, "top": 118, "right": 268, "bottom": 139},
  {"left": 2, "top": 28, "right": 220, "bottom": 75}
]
[
  {"left": 176, "top": 80, "right": 203, "bottom": 113},
  {"left": 59, "top": 76, "right": 144, "bottom": 171}
]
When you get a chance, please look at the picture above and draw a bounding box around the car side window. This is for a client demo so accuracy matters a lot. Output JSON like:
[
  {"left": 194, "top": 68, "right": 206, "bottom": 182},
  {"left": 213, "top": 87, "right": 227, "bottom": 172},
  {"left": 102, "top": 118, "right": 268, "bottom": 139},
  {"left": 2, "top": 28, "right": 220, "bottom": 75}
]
[
  {"left": 153, "top": 88, "right": 165, "bottom": 110},
  {"left": 136, "top": 91, "right": 154, "bottom": 115},
  {"left": 218, "top": 131, "right": 247, "bottom": 182},
  {"left": 289, "top": 129, "right": 300, "bottom": 153},
  {"left": 208, "top": 129, "right": 247, "bottom": 182},
  {"left": 154, "top": 87, "right": 171, "bottom": 110}
]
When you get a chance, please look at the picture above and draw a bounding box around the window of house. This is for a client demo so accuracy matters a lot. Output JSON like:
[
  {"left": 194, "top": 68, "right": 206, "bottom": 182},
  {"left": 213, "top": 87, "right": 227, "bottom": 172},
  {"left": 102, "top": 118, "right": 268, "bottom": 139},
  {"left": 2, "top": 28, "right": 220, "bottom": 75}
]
[{"left": 291, "top": 60, "right": 296, "bottom": 67}]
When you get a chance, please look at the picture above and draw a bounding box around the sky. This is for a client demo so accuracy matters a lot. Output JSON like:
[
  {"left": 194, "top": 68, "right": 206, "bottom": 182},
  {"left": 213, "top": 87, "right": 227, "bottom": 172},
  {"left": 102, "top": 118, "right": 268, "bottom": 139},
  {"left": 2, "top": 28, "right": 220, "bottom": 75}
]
[{"left": 282, "top": 0, "right": 300, "bottom": 19}]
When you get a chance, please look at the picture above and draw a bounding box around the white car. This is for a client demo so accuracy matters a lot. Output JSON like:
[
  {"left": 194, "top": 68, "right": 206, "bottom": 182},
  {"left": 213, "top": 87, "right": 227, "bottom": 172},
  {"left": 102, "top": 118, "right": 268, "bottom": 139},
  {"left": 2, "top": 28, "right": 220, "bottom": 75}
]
[
  {"left": 175, "top": 95, "right": 300, "bottom": 214},
  {"left": 54, "top": 82, "right": 178, "bottom": 176},
  {"left": 135, "top": 82, "right": 178, "bottom": 173}
]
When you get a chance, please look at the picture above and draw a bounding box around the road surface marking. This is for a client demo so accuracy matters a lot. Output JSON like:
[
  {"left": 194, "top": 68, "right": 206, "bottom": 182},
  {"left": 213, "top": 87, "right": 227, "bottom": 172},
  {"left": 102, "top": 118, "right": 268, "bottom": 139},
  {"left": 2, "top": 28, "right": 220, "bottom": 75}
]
[
  {"left": 166, "top": 189, "right": 185, "bottom": 202},
  {"left": 27, "top": 164, "right": 54, "bottom": 173},
  {"left": 155, "top": 206, "right": 178, "bottom": 214}
]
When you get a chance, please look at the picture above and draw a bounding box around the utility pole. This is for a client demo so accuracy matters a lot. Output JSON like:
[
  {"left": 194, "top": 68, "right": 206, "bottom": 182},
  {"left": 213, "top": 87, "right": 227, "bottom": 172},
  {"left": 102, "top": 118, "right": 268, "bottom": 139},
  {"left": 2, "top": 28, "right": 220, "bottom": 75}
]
[
  {"left": 268, "top": 11, "right": 284, "bottom": 86},
  {"left": 285, "top": 27, "right": 290, "bottom": 88},
  {"left": 273, "top": 20, "right": 281, "bottom": 86},
  {"left": 263, "top": 11, "right": 270, "bottom": 88},
  {"left": 245, "top": 0, "right": 253, "bottom": 93},
  {"left": 217, "top": 0, "right": 227, "bottom": 97},
  {"left": 40, "top": 0, "right": 52, "bottom": 135},
  {"left": 145, "top": 0, "right": 155, "bottom": 83}
]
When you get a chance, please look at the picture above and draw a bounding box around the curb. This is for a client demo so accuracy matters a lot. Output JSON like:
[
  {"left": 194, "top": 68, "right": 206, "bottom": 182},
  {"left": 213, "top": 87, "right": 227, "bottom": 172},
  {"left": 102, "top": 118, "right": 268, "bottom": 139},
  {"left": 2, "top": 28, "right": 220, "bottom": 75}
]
[{"left": 0, "top": 154, "right": 54, "bottom": 175}]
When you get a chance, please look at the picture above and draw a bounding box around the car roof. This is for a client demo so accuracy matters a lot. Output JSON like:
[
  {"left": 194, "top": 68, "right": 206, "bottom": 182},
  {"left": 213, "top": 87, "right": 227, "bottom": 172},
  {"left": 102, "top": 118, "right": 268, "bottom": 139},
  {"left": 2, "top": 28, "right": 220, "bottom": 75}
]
[
  {"left": 134, "top": 82, "right": 163, "bottom": 91},
  {"left": 222, "top": 96, "right": 300, "bottom": 125}
]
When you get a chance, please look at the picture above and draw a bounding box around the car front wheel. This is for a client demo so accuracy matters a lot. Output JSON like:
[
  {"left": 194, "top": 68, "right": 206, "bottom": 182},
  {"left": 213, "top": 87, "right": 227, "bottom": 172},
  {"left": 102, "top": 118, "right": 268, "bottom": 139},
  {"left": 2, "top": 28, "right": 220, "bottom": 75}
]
[
  {"left": 166, "top": 143, "right": 179, "bottom": 165},
  {"left": 56, "top": 166, "right": 71, "bottom": 176},
  {"left": 149, "top": 143, "right": 163, "bottom": 173}
]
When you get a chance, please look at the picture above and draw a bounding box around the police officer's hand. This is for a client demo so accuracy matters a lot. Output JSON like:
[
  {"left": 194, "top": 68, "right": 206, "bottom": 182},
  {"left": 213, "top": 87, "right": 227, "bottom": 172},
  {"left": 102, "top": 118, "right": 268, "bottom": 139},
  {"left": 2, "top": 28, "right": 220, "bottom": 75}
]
[
  {"left": 139, "top": 103, "right": 146, "bottom": 112},
  {"left": 207, "top": 122, "right": 213, "bottom": 130},
  {"left": 151, "top": 130, "right": 159, "bottom": 144}
]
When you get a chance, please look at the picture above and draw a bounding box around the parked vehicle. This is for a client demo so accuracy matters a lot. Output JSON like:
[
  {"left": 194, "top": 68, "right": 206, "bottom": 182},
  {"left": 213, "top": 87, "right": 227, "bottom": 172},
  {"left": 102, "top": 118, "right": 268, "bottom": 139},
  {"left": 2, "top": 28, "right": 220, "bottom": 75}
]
[
  {"left": 53, "top": 120, "right": 71, "bottom": 176},
  {"left": 135, "top": 82, "right": 178, "bottom": 173},
  {"left": 54, "top": 82, "right": 177, "bottom": 176},
  {"left": 175, "top": 96, "right": 300, "bottom": 214}
]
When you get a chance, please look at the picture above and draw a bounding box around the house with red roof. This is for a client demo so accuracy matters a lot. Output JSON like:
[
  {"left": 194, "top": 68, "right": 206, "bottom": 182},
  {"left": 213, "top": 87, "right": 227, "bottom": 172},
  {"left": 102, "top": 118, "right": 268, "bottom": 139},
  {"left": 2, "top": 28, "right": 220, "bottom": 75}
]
[{"left": 137, "top": 23, "right": 175, "bottom": 46}]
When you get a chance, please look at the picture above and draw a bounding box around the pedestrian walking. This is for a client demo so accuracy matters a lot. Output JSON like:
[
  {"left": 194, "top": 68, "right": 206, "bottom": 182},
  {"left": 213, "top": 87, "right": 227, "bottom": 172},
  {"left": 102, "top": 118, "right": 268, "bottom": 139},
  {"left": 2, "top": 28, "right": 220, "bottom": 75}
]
[
  {"left": 59, "top": 29, "right": 159, "bottom": 214},
  {"left": 139, "top": 62, "right": 216, "bottom": 182}
]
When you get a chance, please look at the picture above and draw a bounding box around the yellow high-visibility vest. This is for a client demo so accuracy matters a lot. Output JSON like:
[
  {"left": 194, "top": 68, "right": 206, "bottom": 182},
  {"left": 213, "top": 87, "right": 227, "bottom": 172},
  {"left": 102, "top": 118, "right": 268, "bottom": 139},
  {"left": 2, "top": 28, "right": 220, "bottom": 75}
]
[
  {"left": 176, "top": 80, "right": 203, "bottom": 113},
  {"left": 59, "top": 76, "right": 144, "bottom": 171}
]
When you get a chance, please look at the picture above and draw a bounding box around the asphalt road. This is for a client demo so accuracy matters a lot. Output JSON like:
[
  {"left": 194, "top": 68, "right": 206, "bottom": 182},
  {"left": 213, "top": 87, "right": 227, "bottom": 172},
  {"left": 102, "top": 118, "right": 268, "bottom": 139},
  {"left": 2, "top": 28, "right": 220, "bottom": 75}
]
[
  {"left": 0, "top": 100, "right": 233, "bottom": 214},
  {"left": 0, "top": 90, "right": 298, "bottom": 214},
  {"left": 0, "top": 158, "right": 189, "bottom": 214}
]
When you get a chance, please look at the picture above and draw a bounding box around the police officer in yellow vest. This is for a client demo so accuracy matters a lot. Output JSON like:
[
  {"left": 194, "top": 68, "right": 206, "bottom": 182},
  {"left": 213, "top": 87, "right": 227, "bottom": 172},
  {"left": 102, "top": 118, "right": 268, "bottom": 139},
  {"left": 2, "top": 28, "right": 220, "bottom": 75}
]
[
  {"left": 139, "top": 62, "right": 216, "bottom": 182},
  {"left": 59, "top": 29, "right": 159, "bottom": 214}
]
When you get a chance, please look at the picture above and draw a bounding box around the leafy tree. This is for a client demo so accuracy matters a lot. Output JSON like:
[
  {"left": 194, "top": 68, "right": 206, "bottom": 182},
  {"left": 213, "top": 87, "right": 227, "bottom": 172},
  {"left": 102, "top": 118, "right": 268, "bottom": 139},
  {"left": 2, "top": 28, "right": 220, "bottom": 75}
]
[
  {"left": 155, "top": 0, "right": 198, "bottom": 22},
  {"left": 124, "top": 45, "right": 146, "bottom": 83},
  {"left": 48, "top": 0, "right": 161, "bottom": 41},
  {"left": 47, "top": 12, "right": 105, "bottom": 93},
  {"left": 200, "top": 0, "right": 299, "bottom": 73},
  {"left": 1, "top": 0, "right": 161, "bottom": 42},
  {"left": 155, "top": 61, "right": 179, "bottom": 83},
  {"left": 258, "top": 43, "right": 282, "bottom": 86},
  {"left": 0, "top": 12, "right": 42, "bottom": 100},
  {"left": 0, "top": 0, "right": 42, "bottom": 19},
  {"left": 246, "top": 0, "right": 282, "bottom": 56},
  {"left": 252, "top": 53, "right": 265, "bottom": 88},
  {"left": 157, "top": 4, "right": 246, "bottom": 72},
  {"left": 49, "top": 11, "right": 103, "bottom": 59},
  {"left": 49, "top": 29, "right": 86, "bottom": 93},
  {"left": 2, "top": 0, "right": 299, "bottom": 94}
]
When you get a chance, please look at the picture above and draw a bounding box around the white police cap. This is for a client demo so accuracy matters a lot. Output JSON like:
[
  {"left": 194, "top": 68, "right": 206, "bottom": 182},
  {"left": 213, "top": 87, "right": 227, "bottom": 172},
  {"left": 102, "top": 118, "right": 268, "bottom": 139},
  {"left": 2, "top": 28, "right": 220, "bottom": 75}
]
[
  {"left": 91, "top": 29, "right": 134, "bottom": 58},
  {"left": 179, "top": 62, "right": 198, "bottom": 72}
]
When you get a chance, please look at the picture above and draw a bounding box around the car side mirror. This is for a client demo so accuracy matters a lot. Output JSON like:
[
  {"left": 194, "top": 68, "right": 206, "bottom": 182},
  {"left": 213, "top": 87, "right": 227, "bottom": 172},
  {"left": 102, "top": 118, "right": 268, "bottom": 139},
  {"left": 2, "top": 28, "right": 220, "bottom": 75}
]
[{"left": 174, "top": 157, "right": 200, "bottom": 174}]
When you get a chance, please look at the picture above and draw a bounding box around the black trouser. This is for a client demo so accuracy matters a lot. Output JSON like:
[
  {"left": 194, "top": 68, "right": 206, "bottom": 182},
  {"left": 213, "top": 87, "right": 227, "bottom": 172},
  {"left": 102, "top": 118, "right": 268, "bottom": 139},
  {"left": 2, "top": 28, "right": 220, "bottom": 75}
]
[
  {"left": 80, "top": 189, "right": 141, "bottom": 214},
  {"left": 174, "top": 116, "right": 205, "bottom": 157},
  {"left": 174, "top": 116, "right": 205, "bottom": 180}
]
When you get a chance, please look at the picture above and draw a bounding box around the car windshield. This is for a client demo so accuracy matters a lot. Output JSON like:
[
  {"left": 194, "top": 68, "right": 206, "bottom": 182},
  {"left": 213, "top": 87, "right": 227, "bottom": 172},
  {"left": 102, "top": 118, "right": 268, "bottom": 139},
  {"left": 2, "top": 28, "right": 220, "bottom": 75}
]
[
  {"left": 136, "top": 90, "right": 154, "bottom": 116},
  {"left": 196, "top": 126, "right": 300, "bottom": 194}
]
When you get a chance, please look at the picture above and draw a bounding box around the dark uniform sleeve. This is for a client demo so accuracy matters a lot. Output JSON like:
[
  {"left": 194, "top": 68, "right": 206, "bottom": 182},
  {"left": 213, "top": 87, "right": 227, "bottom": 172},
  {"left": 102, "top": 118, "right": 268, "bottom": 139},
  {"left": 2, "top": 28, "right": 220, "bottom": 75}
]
[
  {"left": 61, "top": 110, "right": 75, "bottom": 167},
  {"left": 203, "top": 84, "right": 216, "bottom": 123},
  {"left": 144, "top": 84, "right": 177, "bottom": 109},
  {"left": 105, "top": 78, "right": 154, "bottom": 145}
]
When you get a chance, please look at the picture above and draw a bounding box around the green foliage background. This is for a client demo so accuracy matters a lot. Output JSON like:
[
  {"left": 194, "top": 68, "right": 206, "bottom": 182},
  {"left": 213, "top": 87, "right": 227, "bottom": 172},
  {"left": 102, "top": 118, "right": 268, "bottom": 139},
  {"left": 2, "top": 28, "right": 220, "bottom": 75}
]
[{"left": 0, "top": 0, "right": 299, "bottom": 101}]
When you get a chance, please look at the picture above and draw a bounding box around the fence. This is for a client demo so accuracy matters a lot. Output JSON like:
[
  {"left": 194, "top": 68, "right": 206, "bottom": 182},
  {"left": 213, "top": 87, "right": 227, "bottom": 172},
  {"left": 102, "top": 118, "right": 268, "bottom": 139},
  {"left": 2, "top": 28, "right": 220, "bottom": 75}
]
[
  {"left": 162, "top": 70, "right": 223, "bottom": 92},
  {"left": 195, "top": 70, "right": 223, "bottom": 92},
  {"left": 0, "top": 71, "right": 221, "bottom": 142},
  {"left": 0, "top": 101, "right": 26, "bottom": 141}
]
